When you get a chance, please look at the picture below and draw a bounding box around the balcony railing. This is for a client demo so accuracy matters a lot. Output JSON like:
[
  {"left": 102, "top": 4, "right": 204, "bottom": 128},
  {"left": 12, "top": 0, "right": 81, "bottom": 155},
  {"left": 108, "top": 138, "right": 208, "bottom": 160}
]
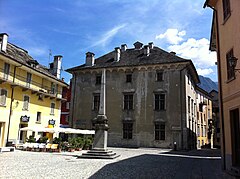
[{"left": 0, "top": 67, "right": 65, "bottom": 101}]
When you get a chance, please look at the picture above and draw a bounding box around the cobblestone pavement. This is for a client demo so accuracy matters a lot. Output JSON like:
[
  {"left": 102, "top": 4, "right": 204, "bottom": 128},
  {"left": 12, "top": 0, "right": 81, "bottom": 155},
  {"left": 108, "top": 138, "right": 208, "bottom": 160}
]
[{"left": 0, "top": 147, "right": 231, "bottom": 179}]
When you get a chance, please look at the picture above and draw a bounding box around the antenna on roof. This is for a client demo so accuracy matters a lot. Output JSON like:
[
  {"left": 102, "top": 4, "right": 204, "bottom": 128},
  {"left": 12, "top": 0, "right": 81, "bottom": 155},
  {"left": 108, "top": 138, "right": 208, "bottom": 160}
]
[{"left": 48, "top": 49, "right": 52, "bottom": 68}]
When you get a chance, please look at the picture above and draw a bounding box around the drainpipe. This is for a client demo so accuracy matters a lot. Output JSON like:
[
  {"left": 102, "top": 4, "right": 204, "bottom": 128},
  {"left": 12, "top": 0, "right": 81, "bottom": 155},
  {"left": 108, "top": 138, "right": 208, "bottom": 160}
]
[
  {"left": 204, "top": 4, "right": 226, "bottom": 170},
  {"left": 6, "top": 64, "right": 22, "bottom": 146}
]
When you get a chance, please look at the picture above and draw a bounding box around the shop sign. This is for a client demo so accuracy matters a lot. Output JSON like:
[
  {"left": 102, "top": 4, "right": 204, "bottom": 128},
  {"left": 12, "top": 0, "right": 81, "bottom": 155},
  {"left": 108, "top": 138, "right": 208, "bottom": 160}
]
[
  {"left": 20, "top": 115, "right": 30, "bottom": 122},
  {"left": 48, "top": 119, "right": 55, "bottom": 125}
]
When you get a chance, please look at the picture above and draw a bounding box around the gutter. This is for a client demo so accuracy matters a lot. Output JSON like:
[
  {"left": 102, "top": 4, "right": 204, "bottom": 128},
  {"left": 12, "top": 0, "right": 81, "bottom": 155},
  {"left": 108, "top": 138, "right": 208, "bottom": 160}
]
[{"left": 204, "top": 4, "right": 226, "bottom": 170}]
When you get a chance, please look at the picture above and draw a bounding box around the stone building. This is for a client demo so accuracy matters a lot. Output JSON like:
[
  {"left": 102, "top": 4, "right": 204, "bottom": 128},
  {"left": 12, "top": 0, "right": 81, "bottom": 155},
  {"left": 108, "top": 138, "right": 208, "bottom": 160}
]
[{"left": 67, "top": 42, "right": 200, "bottom": 150}]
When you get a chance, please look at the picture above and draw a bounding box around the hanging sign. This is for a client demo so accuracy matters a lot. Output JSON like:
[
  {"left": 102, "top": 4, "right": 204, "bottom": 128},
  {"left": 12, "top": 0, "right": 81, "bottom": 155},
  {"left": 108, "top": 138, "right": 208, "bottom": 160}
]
[{"left": 20, "top": 115, "right": 30, "bottom": 122}]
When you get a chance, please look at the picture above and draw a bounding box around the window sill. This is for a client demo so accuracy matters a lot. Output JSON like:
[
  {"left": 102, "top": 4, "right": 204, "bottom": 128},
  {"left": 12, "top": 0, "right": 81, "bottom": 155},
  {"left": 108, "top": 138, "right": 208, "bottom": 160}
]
[
  {"left": 154, "top": 109, "right": 166, "bottom": 112},
  {"left": 35, "top": 121, "right": 41, "bottom": 124},
  {"left": 123, "top": 109, "right": 134, "bottom": 111},
  {"left": 0, "top": 104, "right": 6, "bottom": 107},
  {"left": 122, "top": 138, "right": 133, "bottom": 140},
  {"left": 22, "top": 109, "right": 29, "bottom": 111},
  {"left": 222, "top": 13, "right": 231, "bottom": 25},
  {"left": 226, "top": 76, "right": 236, "bottom": 83},
  {"left": 50, "top": 113, "right": 55, "bottom": 116}
]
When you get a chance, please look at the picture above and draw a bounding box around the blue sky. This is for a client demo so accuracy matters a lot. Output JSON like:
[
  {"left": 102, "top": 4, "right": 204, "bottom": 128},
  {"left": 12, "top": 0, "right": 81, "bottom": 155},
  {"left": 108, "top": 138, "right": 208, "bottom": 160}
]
[{"left": 0, "top": 0, "right": 217, "bottom": 83}]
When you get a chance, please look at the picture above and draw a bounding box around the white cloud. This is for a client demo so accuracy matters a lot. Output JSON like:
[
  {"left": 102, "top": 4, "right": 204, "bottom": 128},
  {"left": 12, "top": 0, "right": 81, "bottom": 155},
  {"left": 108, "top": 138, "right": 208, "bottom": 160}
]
[
  {"left": 168, "top": 38, "right": 217, "bottom": 68},
  {"left": 91, "top": 24, "right": 127, "bottom": 47},
  {"left": 197, "top": 68, "right": 214, "bottom": 76},
  {"left": 155, "top": 29, "right": 186, "bottom": 45}
]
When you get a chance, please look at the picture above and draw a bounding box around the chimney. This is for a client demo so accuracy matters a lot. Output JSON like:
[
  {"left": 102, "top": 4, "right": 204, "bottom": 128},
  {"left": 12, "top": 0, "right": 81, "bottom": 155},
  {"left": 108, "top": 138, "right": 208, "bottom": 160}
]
[
  {"left": 0, "top": 33, "right": 8, "bottom": 52},
  {"left": 148, "top": 42, "right": 154, "bottom": 49},
  {"left": 144, "top": 45, "right": 150, "bottom": 56},
  {"left": 53, "top": 55, "right": 62, "bottom": 79},
  {"left": 170, "top": 51, "right": 176, "bottom": 55},
  {"left": 86, "top": 52, "right": 95, "bottom": 66},
  {"left": 114, "top": 47, "right": 121, "bottom": 62},
  {"left": 133, "top": 41, "right": 143, "bottom": 49},
  {"left": 121, "top": 44, "right": 127, "bottom": 52}
]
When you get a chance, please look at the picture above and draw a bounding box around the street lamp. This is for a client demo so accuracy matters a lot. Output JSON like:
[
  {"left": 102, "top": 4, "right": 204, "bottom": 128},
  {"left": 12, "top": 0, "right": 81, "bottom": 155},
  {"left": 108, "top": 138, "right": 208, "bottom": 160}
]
[{"left": 229, "top": 56, "right": 240, "bottom": 73}]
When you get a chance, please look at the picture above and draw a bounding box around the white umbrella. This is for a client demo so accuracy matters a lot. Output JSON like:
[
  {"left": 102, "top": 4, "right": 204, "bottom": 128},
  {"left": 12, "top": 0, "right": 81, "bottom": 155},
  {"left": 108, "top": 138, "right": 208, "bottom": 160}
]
[
  {"left": 20, "top": 126, "right": 47, "bottom": 132},
  {"left": 61, "top": 128, "right": 95, "bottom": 134},
  {"left": 20, "top": 126, "right": 95, "bottom": 134}
]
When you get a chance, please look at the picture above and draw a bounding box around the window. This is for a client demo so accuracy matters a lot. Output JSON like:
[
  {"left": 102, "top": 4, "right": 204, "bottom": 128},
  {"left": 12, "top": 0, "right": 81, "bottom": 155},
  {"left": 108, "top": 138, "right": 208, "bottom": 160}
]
[
  {"left": 191, "top": 99, "right": 194, "bottom": 115},
  {"left": 0, "top": 89, "right": 7, "bottom": 106},
  {"left": 226, "top": 49, "right": 235, "bottom": 80},
  {"left": 222, "top": 0, "right": 231, "bottom": 20},
  {"left": 66, "top": 115, "right": 69, "bottom": 123},
  {"left": 126, "top": 74, "right": 132, "bottom": 83},
  {"left": 96, "top": 75, "right": 101, "bottom": 85},
  {"left": 93, "top": 93, "right": 100, "bottom": 111},
  {"left": 26, "top": 72, "right": 32, "bottom": 88},
  {"left": 66, "top": 102, "right": 70, "bottom": 110},
  {"left": 50, "top": 103, "right": 55, "bottom": 115},
  {"left": 123, "top": 122, "right": 133, "bottom": 139},
  {"left": 3, "top": 63, "right": 10, "bottom": 80},
  {"left": 197, "top": 125, "right": 200, "bottom": 137},
  {"left": 155, "top": 122, "right": 165, "bottom": 140},
  {"left": 56, "top": 84, "right": 59, "bottom": 94},
  {"left": 36, "top": 112, "right": 41, "bottom": 123},
  {"left": 188, "top": 96, "right": 191, "bottom": 113},
  {"left": 156, "top": 71, "right": 163, "bottom": 81},
  {"left": 23, "top": 95, "right": 29, "bottom": 110},
  {"left": 154, "top": 93, "right": 165, "bottom": 110},
  {"left": 124, "top": 94, "right": 133, "bottom": 110},
  {"left": 51, "top": 82, "right": 55, "bottom": 94}
]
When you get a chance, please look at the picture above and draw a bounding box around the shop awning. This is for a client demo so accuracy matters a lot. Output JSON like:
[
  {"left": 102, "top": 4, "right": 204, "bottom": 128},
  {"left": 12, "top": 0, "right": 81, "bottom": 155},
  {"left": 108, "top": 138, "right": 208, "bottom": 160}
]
[{"left": 19, "top": 126, "right": 95, "bottom": 134}]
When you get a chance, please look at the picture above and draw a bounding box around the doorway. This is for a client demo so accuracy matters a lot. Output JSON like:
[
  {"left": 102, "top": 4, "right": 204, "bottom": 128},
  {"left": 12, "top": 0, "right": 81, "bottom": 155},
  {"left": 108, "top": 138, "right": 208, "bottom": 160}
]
[
  {"left": 19, "top": 124, "right": 28, "bottom": 143},
  {"left": 230, "top": 108, "right": 240, "bottom": 167}
]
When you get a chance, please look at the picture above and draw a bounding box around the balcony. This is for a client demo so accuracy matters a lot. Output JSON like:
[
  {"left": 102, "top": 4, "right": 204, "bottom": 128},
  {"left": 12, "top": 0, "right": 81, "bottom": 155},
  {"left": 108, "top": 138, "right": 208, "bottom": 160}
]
[{"left": 0, "top": 68, "right": 66, "bottom": 101}]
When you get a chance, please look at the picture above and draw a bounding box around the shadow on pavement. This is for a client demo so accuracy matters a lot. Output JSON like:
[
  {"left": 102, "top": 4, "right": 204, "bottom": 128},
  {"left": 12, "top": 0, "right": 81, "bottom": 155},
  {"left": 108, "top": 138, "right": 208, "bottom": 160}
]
[
  {"left": 89, "top": 153, "right": 223, "bottom": 179},
  {"left": 161, "top": 148, "right": 221, "bottom": 157}
]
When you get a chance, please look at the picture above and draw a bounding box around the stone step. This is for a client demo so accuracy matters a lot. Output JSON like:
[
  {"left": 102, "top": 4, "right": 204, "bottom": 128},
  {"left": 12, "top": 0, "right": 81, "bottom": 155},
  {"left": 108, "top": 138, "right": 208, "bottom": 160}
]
[
  {"left": 78, "top": 153, "right": 120, "bottom": 159},
  {"left": 0, "top": 147, "right": 15, "bottom": 153},
  {"left": 87, "top": 150, "right": 114, "bottom": 154},
  {"left": 82, "top": 151, "right": 116, "bottom": 156},
  {"left": 78, "top": 149, "right": 120, "bottom": 159}
]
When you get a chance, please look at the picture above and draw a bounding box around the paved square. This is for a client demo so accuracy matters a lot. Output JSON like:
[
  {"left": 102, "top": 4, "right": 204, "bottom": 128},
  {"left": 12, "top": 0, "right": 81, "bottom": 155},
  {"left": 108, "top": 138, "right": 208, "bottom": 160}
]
[{"left": 0, "top": 148, "right": 225, "bottom": 179}]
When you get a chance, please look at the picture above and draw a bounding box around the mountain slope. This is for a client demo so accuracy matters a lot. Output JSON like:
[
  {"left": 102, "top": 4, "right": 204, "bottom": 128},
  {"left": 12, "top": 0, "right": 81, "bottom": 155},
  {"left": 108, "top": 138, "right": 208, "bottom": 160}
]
[{"left": 198, "top": 75, "right": 218, "bottom": 92}]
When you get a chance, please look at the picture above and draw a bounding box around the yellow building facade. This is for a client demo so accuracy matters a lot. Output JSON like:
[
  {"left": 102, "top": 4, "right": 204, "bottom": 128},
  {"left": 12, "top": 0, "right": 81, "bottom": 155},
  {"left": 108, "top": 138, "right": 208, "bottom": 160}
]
[
  {"left": 0, "top": 33, "right": 68, "bottom": 147},
  {"left": 196, "top": 87, "right": 213, "bottom": 149}
]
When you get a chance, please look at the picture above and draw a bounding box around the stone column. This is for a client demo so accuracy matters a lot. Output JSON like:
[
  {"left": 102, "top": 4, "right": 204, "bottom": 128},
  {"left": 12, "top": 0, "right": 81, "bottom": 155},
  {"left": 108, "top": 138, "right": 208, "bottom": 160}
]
[
  {"left": 92, "top": 68, "right": 109, "bottom": 150},
  {"left": 79, "top": 69, "right": 119, "bottom": 159}
]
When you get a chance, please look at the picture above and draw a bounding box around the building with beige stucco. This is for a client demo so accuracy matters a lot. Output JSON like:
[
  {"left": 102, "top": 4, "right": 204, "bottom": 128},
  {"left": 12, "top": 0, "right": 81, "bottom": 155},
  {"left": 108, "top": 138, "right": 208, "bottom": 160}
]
[{"left": 204, "top": 0, "right": 240, "bottom": 176}]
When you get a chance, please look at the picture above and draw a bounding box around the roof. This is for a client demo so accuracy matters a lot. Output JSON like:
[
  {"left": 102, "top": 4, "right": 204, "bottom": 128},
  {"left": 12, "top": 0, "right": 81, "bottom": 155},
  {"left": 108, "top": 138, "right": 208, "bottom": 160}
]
[
  {"left": 0, "top": 42, "right": 68, "bottom": 86},
  {"left": 66, "top": 45, "right": 200, "bottom": 84},
  {"left": 196, "top": 85, "right": 213, "bottom": 99}
]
